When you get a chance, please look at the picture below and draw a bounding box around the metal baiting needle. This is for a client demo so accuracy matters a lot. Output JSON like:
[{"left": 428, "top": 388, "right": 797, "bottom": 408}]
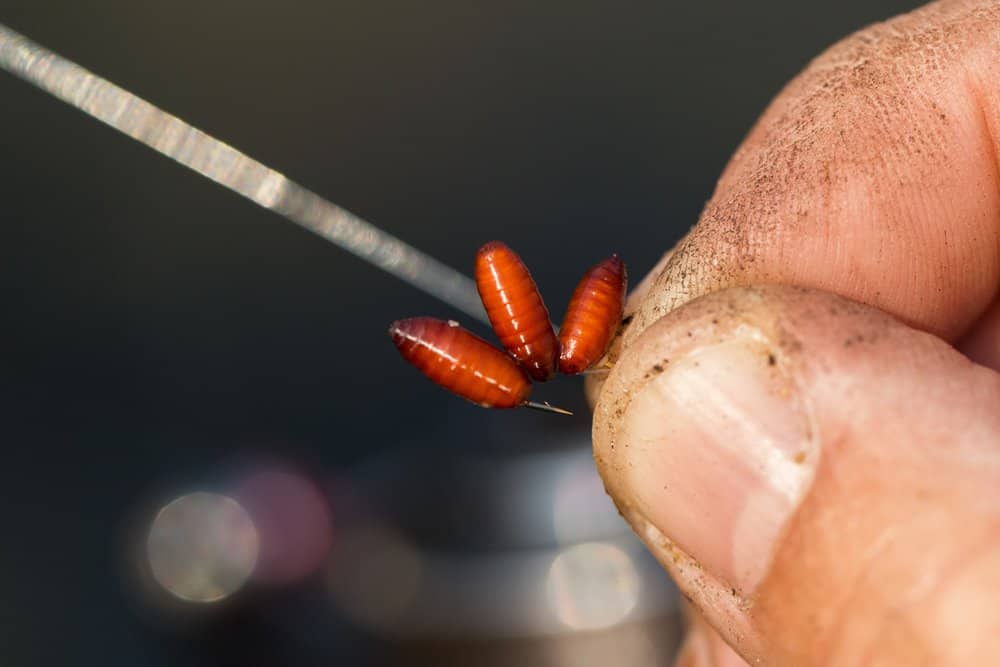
[{"left": 0, "top": 22, "right": 488, "bottom": 325}]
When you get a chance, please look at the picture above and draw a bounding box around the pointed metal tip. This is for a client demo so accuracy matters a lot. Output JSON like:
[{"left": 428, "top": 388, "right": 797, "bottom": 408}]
[{"left": 524, "top": 401, "right": 574, "bottom": 416}]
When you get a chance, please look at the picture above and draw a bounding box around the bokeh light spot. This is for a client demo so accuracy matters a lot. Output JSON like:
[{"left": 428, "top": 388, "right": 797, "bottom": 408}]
[
  {"left": 146, "top": 492, "right": 258, "bottom": 603},
  {"left": 236, "top": 469, "right": 333, "bottom": 586},
  {"left": 552, "top": 453, "right": 627, "bottom": 544},
  {"left": 546, "top": 542, "right": 640, "bottom": 630}
]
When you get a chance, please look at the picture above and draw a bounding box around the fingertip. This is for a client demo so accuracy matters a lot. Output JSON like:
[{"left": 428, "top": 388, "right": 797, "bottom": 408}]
[{"left": 594, "top": 284, "right": 1000, "bottom": 665}]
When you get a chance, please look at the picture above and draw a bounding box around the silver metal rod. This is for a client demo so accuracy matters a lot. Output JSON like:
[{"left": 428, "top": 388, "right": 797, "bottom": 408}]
[{"left": 0, "top": 23, "right": 488, "bottom": 324}]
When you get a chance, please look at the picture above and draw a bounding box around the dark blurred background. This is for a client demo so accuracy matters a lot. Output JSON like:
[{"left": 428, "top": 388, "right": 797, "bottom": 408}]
[{"left": 1, "top": 1, "right": 916, "bottom": 665}]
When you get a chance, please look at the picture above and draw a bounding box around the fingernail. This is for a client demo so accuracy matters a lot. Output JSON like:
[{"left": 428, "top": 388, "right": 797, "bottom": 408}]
[{"left": 618, "top": 335, "right": 816, "bottom": 593}]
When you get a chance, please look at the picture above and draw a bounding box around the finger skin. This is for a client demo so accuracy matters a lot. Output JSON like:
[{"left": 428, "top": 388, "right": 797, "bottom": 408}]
[
  {"left": 593, "top": 285, "right": 1000, "bottom": 665},
  {"left": 589, "top": 0, "right": 1000, "bottom": 408},
  {"left": 675, "top": 605, "right": 750, "bottom": 667},
  {"left": 619, "top": 0, "right": 1000, "bottom": 364},
  {"left": 958, "top": 296, "right": 1000, "bottom": 368}
]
